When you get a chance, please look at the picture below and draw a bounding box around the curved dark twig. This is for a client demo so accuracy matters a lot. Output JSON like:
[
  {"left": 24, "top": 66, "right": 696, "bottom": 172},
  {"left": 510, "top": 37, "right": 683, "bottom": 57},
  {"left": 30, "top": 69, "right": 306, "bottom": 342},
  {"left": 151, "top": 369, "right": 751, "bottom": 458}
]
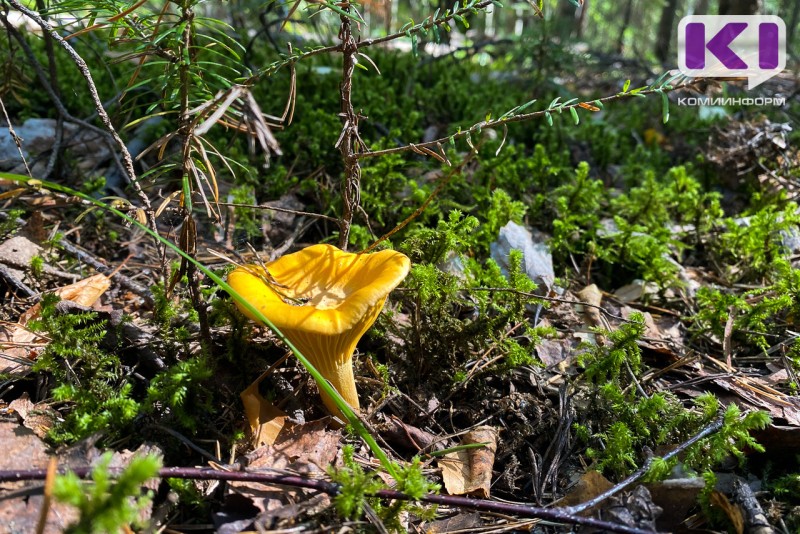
[
  {"left": 568, "top": 415, "right": 725, "bottom": 514},
  {"left": 0, "top": 466, "right": 656, "bottom": 533}
]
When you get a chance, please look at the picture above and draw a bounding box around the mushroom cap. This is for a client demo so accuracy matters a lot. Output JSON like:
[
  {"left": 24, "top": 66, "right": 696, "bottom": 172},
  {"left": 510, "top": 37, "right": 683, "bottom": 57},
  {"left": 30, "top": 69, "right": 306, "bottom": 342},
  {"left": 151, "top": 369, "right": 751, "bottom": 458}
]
[
  {"left": 228, "top": 244, "right": 411, "bottom": 415},
  {"left": 227, "top": 244, "right": 411, "bottom": 335}
]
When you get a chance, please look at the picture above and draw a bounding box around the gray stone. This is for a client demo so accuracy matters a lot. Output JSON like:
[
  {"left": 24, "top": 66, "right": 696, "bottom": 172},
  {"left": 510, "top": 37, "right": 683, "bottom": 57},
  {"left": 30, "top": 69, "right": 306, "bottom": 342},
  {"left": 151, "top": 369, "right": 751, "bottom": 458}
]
[
  {"left": 0, "top": 118, "right": 57, "bottom": 170},
  {"left": 490, "top": 221, "right": 554, "bottom": 292}
]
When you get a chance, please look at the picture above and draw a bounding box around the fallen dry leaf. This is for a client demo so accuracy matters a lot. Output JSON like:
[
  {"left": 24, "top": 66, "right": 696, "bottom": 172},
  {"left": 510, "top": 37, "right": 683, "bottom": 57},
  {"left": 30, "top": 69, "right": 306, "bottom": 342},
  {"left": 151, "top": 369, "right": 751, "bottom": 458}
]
[
  {"left": 240, "top": 380, "right": 288, "bottom": 448},
  {"left": 9, "top": 392, "right": 58, "bottom": 439},
  {"left": 424, "top": 512, "right": 483, "bottom": 533},
  {"left": 559, "top": 470, "right": 613, "bottom": 510},
  {"left": 439, "top": 426, "right": 498, "bottom": 498},
  {"left": 20, "top": 273, "right": 111, "bottom": 324},
  {"left": 576, "top": 284, "right": 603, "bottom": 328},
  {"left": 645, "top": 477, "right": 705, "bottom": 531},
  {"left": 231, "top": 419, "right": 341, "bottom": 513},
  {"left": 0, "top": 422, "right": 78, "bottom": 533},
  {"left": 536, "top": 337, "right": 576, "bottom": 367},
  {"left": 381, "top": 414, "right": 441, "bottom": 453}
]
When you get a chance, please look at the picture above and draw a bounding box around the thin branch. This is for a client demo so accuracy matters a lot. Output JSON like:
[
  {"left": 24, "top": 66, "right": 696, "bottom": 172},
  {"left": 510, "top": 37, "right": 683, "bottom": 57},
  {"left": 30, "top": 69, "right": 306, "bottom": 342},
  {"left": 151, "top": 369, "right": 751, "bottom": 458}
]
[
  {"left": 0, "top": 95, "right": 32, "bottom": 177},
  {"left": 5, "top": 1, "right": 139, "bottom": 188},
  {"left": 4, "top": 0, "right": 166, "bottom": 278},
  {"left": 361, "top": 150, "right": 476, "bottom": 253},
  {"left": 354, "top": 0, "right": 494, "bottom": 50},
  {"left": 469, "top": 287, "right": 632, "bottom": 324},
  {"left": 359, "top": 80, "right": 699, "bottom": 160},
  {"left": 57, "top": 238, "right": 153, "bottom": 304},
  {"left": 245, "top": 1, "right": 494, "bottom": 84},
  {"left": 336, "top": 5, "right": 361, "bottom": 249},
  {"left": 568, "top": 415, "right": 725, "bottom": 514},
  {"left": 0, "top": 466, "right": 657, "bottom": 534},
  {"left": 217, "top": 201, "right": 339, "bottom": 223}
]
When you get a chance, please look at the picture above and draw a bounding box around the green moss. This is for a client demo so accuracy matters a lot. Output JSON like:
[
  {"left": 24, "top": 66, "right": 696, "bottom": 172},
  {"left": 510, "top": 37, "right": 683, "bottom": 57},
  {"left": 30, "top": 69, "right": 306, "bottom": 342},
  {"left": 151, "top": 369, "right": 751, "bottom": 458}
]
[
  {"left": 30, "top": 294, "right": 139, "bottom": 444},
  {"left": 54, "top": 452, "right": 161, "bottom": 534}
]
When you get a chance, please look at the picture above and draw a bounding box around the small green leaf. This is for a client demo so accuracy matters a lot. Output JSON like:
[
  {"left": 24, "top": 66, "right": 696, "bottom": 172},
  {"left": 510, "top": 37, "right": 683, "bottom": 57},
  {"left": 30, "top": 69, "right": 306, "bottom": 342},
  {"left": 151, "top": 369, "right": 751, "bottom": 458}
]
[
  {"left": 622, "top": 79, "right": 631, "bottom": 92},
  {"left": 517, "top": 98, "right": 537, "bottom": 113},
  {"left": 545, "top": 111, "right": 553, "bottom": 126},
  {"left": 570, "top": 107, "right": 580, "bottom": 125},
  {"left": 661, "top": 92, "right": 670, "bottom": 124}
]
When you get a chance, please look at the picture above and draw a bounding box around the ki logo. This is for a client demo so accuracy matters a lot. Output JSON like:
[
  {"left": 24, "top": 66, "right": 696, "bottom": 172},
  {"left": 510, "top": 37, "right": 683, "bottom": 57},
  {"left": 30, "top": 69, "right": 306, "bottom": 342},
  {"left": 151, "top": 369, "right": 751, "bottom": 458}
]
[{"left": 678, "top": 15, "right": 786, "bottom": 90}]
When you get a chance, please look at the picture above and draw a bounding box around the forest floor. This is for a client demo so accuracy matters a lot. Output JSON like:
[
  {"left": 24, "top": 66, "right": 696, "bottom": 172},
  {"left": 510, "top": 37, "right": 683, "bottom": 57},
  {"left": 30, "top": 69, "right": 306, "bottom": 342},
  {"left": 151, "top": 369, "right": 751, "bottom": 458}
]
[{"left": 0, "top": 23, "right": 800, "bottom": 533}]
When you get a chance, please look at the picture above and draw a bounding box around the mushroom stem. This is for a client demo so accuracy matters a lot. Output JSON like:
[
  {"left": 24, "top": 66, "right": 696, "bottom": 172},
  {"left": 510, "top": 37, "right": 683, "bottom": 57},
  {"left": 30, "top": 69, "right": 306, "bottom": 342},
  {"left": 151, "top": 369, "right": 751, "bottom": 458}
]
[
  {"left": 286, "top": 326, "right": 366, "bottom": 418},
  {"left": 304, "top": 347, "right": 359, "bottom": 417}
]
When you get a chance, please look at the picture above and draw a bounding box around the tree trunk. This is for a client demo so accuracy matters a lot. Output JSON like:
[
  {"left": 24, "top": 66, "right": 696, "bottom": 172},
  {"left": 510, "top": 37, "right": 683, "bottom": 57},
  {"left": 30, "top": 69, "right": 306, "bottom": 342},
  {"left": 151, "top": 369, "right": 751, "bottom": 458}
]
[
  {"left": 786, "top": 0, "right": 799, "bottom": 53},
  {"left": 718, "top": 0, "right": 759, "bottom": 15},
  {"left": 577, "top": 0, "right": 589, "bottom": 39},
  {"left": 654, "top": 0, "right": 679, "bottom": 63},
  {"left": 616, "top": 0, "right": 635, "bottom": 54},
  {"left": 694, "top": 0, "right": 709, "bottom": 15}
]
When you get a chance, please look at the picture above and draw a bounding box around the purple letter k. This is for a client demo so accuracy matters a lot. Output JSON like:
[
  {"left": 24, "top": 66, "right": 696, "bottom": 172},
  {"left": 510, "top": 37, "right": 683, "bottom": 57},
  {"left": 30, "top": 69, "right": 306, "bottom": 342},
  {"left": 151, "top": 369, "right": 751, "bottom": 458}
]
[{"left": 686, "top": 22, "right": 748, "bottom": 69}]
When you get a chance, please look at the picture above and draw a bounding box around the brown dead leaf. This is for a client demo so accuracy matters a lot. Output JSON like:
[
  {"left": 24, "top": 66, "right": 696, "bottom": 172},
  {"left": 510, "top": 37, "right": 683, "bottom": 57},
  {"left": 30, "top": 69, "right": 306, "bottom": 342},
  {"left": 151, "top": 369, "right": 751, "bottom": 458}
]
[
  {"left": 614, "top": 279, "right": 658, "bottom": 303},
  {"left": 620, "top": 306, "right": 683, "bottom": 357},
  {"left": 576, "top": 284, "right": 603, "bottom": 328},
  {"left": 0, "top": 274, "right": 110, "bottom": 375},
  {"left": 9, "top": 392, "right": 58, "bottom": 439},
  {"left": 439, "top": 426, "right": 498, "bottom": 498},
  {"left": 232, "top": 419, "right": 341, "bottom": 513},
  {"left": 20, "top": 273, "right": 110, "bottom": 325},
  {"left": 645, "top": 477, "right": 705, "bottom": 531},
  {"left": 425, "top": 512, "right": 483, "bottom": 533},
  {"left": 559, "top": 470, "right": 613, "bottom": 510},
  {"left": 536, "top": 337, "right": 575, "bottom": 367},
  {"left": 698, "top": 359, "right": 800, "bottom": 426},
  {"left": 240, "top": 381, "right": 288, "bottom": 448},
  {"left": 381, "top": 414, "right": 440, "bottom": 453},
  {"left": 0, "top": 422, "right": 78, "bottom": 533}
]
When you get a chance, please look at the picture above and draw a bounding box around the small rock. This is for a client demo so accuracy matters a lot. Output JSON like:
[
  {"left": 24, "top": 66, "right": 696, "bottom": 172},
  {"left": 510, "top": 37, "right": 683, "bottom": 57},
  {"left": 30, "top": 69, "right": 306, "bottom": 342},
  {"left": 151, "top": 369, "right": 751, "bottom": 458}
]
[
  {"left": 0, "top": 235, "right": 43, "bottom": 280},
  {"left": 490, "top": 221, "right": 554, "bottom": 292},
  {"left": 614, "top": 279, "right": 659, "bottom": 303}
]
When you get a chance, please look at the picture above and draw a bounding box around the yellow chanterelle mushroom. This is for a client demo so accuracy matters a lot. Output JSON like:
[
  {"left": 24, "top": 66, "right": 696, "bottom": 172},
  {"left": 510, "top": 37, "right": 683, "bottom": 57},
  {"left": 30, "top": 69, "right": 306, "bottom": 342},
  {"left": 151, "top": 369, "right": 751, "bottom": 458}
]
[{"left": 227, "top": 244, "right": 410, "bottom": 418}]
